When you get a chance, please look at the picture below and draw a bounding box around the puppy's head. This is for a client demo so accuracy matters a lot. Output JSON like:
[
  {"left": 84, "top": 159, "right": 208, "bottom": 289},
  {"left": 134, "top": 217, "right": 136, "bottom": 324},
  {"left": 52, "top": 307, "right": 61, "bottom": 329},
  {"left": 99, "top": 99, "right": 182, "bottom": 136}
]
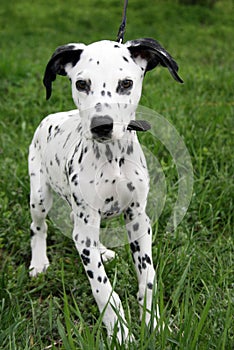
[{"left": 43, "top": 39, "right": 183, "bottom": 141}]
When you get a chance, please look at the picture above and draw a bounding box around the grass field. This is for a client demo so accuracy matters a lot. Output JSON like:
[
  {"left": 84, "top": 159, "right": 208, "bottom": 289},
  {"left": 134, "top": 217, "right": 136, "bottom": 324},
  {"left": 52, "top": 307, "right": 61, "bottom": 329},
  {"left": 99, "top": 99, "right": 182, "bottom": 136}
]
[{"left": 0, "top": 0, "right": 233, "bottom": 349}]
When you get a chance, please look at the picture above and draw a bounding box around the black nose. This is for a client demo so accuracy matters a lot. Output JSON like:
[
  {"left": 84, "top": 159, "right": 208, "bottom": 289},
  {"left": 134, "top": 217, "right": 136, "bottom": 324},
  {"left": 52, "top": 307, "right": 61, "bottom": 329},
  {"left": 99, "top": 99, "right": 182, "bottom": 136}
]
[{"left": 90, "top": 115, "right": 113, "bottom": 140}]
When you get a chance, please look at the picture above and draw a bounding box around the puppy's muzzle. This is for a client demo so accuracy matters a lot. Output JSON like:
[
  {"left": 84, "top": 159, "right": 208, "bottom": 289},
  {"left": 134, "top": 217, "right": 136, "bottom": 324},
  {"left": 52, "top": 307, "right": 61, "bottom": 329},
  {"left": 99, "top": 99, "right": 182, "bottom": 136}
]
[{"left": 90, "top": 115, "right": 114, "bottom": 141}]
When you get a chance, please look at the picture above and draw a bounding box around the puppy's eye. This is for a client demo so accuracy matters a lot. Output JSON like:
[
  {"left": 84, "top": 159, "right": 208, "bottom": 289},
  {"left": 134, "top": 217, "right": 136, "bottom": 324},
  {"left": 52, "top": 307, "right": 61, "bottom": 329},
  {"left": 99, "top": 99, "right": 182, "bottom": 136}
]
[
  {"left": 76, "top": 80, "right": 90, "bottom": 92},
  {"left": 121, "top": 79, "right": 133, "bottom": 89},
  {"left": 116, "top": 79, "right": 133, "bottom": 95}
]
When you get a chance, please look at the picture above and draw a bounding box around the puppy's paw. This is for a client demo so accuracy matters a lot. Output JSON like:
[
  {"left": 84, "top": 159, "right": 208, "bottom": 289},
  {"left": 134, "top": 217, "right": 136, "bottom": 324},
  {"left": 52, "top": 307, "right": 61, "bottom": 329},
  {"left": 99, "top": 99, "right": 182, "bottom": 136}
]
[
  {"left": 29, "top": 260, "right": 50, "bottom": 277},
  {"left": 99, "top": 243, "right": 115, "bottom": 262}
]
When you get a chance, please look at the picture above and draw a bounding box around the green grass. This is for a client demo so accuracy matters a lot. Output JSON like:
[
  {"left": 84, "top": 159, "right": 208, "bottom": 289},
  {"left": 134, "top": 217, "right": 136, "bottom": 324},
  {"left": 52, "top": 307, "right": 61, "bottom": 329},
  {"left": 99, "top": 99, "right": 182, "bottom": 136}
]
[{"left": 0, "top": 0, "right": 233, "bottom": 349}]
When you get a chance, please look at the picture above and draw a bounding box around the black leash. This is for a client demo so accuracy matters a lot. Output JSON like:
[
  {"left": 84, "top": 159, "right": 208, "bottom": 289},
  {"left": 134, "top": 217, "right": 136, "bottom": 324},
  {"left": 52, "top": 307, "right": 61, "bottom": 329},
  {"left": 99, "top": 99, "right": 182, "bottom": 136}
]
[{"left": 116, "top": 0, "right": 129, "bottom": 43}]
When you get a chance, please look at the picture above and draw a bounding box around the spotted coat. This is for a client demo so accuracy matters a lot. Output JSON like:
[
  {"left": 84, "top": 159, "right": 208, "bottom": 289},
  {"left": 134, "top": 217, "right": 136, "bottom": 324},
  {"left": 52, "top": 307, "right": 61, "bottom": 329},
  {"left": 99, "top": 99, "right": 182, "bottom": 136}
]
[{"left": 29, "top": 39, "right": 183, "bottom": 343}]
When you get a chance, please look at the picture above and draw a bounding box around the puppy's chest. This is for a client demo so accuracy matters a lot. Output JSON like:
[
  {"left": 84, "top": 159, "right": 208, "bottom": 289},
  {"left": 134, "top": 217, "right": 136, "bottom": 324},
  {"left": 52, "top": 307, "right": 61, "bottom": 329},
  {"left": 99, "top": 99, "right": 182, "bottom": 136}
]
[
  {"left": 77, "top": 160, "right": 138, "bottom": 218},
  {"left": 71, "top": 145, "right": 148, "bottom": 218}
]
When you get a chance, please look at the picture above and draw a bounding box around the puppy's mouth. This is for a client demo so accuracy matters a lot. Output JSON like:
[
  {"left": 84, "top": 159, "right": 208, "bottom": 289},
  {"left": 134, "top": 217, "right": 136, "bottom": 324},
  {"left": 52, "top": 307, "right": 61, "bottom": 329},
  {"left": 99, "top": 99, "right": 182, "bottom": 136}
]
[{"left": 92, "top": 135, "right": 113, "bottom": 143}]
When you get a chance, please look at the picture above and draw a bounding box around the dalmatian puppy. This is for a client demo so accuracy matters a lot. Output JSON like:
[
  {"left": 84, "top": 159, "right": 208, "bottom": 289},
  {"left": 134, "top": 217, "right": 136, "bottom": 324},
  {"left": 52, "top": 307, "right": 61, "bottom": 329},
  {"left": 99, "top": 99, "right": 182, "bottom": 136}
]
[{"left": 29, "top": 38, "right": 183, "bottom": 343}]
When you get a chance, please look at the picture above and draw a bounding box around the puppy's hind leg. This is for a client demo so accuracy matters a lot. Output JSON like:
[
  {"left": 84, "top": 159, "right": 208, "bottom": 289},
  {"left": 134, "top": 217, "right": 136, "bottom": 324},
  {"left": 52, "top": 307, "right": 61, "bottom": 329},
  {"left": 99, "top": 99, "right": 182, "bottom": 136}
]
[{"left": 29, "top": 147, "right": 53, "bottom": 276}]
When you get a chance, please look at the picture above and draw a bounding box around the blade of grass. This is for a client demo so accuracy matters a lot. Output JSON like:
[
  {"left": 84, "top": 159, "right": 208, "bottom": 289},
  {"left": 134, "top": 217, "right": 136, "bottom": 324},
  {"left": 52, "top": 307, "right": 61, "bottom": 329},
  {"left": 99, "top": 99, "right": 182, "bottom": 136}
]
[
  {"left": 191, "top": 296, "right": 212, "bottom": 350},
  {"left": 61, "top": 263, "right": 76, "bottom": 350},
  {"left": 171, "top": 257, "right": 192, "bottom": 308},
  {"left": 219, "top": 289, "right": 232, "bottom": 350}
]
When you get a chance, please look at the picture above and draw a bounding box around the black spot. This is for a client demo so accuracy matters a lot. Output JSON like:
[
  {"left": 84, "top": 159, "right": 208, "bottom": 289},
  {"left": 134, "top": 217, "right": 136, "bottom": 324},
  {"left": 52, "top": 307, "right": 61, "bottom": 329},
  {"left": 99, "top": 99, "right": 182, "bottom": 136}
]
[
  {"left": 147, "top": 282, "right": 153, "bottom": 290},
  {"left": 55, "top": 154, "right": 60, "bottom": 166},
  {"left": 68, "top": 159, "right": 74, "bottom": 176},
  {"left": 123, "top": 56, "right": 129, "bottom": 62},
  {"left": 98, "top": 262, "right": 102, "bottom": 268},
  {"left": 133, "top": 223, "right": 139, "bottom": 231},
  {"left": 71, "top": 174, "right": 78, "bottom": 183},
  {"left": 95, "top": 103, "right": 102, "bottom": 112},
  {"left": 36, "top": 227, "right": 41, "bottom": 231},
  {"left": 47, "top": 125, "right": 52, "bottom": 141},
  {"left": 76, "top": 123, "right": 82, "bottom": 133},
  {"left": 72, "top": 193, "right": 82, "bottom": 206},
  {"left": 103, "top": 277, "right": 107, "bottom": 284},
  {"left": 81, "top": 254, "right": 90, "bottom": 266},
  {"left": 97, "top": 276, "right": 102, "bottom": 283},
  {"left": 79, "top": 212, "right": 84, "bottom": 218},
  {"left": 74, "top": 234, "right": 78, "bottom": 241},
  {"left": 130, "top": 240, "right": 140, "bottom": 253},
  {"left": 87, "top": 270, "right": 94, "bottom": 278},
  {"left": 148, "top": 227, "right": 151, "bottom": 235},
  {"left": 78, "top": 149, "right": 84, "bottom": 164},
  {"left": 54, "top": 125, "right": 61, "bottom": 137},
  {"left": 107, "top": 91, "right": 112, "bottom": 97},
  {"left": 119, "top": 157, "right": 125, "bottom": 167},
  {"left": 105, "top": 196, "right": 114, "bottom": 204},
  {"left": 101, "top": 90, "right": 105, "bottom": 96},
  {"left": 127, "top": 143, "right": 134, "bottom": 155},
  {"left": 127, "top": 230, "right": 131, "bottom": 239},
  {"left": 30, "top": 229, "right": 34, "bottom": 237},
  {"left": 144, "top": 254, "right": 151, "bottom": 265},
  {"left": 82, "top": 249, "right": 90, "bottom": 256},
  {"left": 86, "top": 238, "right": 91, "bottom": 247},
  {"left": 125, "top": 207, "right": 134, "bottom": 221},
  {"left": 97, "top": 61, "right": 100, "bottom": 65},
  {"left": 127, "top": 182, "right": 135, "bottom": 192},
  {"left": 105, "top": 145, "right": 113, "bottom": 163},
  {"left": 114, "top": 45, "right": 120, "bottom": 48},
  {"left": 93, "top": 143, "right": 101, "bottom": 159}
]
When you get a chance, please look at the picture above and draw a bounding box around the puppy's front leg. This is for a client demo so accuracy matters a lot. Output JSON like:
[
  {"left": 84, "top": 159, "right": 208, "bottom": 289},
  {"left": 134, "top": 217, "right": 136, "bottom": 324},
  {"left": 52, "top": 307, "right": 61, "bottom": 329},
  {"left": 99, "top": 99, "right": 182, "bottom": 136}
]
[
  {"left": 72, "top": 211, "right": 129, "bottom": 343},
  {"left": 126, "top": 210, "right": 159, "bottom": 328}
]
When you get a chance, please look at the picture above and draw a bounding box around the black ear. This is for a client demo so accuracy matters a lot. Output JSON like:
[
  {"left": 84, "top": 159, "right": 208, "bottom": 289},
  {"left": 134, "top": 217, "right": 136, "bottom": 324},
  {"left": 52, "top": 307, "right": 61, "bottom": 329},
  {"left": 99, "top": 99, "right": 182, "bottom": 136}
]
[
  {"left": 126, "top": 38, "right": 183, "bottom": 83},
  {"left": 43, "top": 44, "right": 85, "bottom": 100}
]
